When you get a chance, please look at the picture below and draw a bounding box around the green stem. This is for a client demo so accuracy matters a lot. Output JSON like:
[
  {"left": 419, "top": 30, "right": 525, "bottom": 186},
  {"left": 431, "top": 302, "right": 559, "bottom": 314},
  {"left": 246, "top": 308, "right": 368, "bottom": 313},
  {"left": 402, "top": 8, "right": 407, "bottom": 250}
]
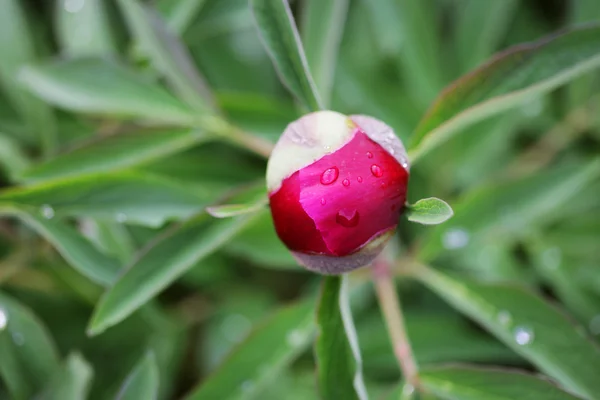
[{"left": 372, "top": 259, "right": 419, "bottom": 388}]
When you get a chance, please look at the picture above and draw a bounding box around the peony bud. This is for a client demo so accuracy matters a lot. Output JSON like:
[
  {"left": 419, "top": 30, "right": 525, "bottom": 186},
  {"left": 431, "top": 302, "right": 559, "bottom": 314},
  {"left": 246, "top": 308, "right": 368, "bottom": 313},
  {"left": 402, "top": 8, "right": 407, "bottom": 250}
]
[{"left": 266, "top": 111, "right": 410, "bottom": 274}]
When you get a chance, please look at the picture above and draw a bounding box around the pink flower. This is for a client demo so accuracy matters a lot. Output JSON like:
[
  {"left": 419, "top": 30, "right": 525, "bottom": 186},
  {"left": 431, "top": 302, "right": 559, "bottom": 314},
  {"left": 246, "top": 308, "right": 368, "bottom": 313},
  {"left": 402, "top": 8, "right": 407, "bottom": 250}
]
[{"left": 266, "top": 111, "right": 410, "bottom": 274}]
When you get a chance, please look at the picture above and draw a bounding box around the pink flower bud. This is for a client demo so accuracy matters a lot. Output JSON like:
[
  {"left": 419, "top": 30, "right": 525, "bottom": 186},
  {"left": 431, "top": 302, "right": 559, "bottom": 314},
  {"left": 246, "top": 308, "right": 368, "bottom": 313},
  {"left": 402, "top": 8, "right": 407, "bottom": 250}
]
[{"left": 266, "top": 111, "right": 410, "bottom": 274}]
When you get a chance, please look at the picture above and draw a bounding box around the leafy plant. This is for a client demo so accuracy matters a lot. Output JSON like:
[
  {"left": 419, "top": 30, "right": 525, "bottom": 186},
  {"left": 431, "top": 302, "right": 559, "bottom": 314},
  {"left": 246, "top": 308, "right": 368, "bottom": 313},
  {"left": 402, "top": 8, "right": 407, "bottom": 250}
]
[{"left": 0, "top": 0, "right": 599, "bottom": 399}]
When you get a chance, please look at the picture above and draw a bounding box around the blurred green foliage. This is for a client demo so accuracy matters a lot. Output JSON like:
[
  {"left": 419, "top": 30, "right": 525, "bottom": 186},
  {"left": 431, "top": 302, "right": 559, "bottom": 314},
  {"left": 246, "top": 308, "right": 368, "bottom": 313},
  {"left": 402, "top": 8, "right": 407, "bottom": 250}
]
[{"left": 0, "top": 0, "right": 599, "bottom": 399}]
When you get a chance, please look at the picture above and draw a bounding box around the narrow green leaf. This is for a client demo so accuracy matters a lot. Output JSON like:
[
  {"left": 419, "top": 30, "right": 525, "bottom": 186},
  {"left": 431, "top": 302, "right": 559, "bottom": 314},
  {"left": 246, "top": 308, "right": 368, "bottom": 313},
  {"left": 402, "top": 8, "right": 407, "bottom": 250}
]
[
  {"left": 207, "top": 185, "right": 268, "bottom": 218},
  {"left": 161, "top": 0, "right": 208, "bottom": 35},
  {"left": 88, "top": 210, "right": 263, "bottom": 335},
  {"left": 20, "top": 128, "right": 210, "bottom": 183},
  {"left": 55, "top": 0, "right": 118, "bottom": 57},
  {"left": 415, "top": 265, "right": 600, "bottom": 399},
  {"left": 0, "top": 134, "right": 30, "bottom": 180},
  {"left": 0, "top": 0, "right": 56, "bottom": 154},
  {"left": 406, "top": 198, "right": 453, "bottom": 225},
  {"left": 117, "top": 0, "right": 213, "bottom": 112},
  {"left": 420, "top": 365, "right": 581, "bottom": 400},
  {"left": 1, "top": 171, "right": 210, "bottom": 227},
  {"left": 0, "top": 292, "right": 61, "bottom": 400},
  {"left": 19, "top": 57, "right": 194, "bottom": 125},
  {"left": 116, "top": 352, "right": 159, "bottom": 400},
  {"left": 300, "top": 0, "right": 348, "bottom": 106},
  {"left": 37, "top": 353, "right": 94, "bottom": 400},
  {"left": 0, "top": 204, "right": 121, "bottom": 285},
  {"left": 315, "top": 276, "right": 362, "bottom": 400},
  {"left": 250, "top": 0, "right": 323, "bottom": 111},
  {"left": 184, "top": 300, "right": 314, "bottom": 400},
  {"left": 410, "top": 24, "right": 600, "bottom": 162},
  {"left": 418, "top": 159, "right": 600, "bottom": 262}
]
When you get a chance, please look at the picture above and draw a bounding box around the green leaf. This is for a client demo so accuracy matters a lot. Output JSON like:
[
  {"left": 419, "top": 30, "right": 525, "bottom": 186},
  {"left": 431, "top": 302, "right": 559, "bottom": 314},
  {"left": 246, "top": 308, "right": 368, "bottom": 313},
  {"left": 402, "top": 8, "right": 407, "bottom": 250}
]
[
  {"left": 406, "top": 198, "right": 453, "bottom": 225},
  {"left": 0, "top": 171, "right": 210, "bottom": 227},
  {"left": 37, "top": 353, "right": 94, "bottom": 400},
  {"left": 184, "top": 300, "right": 314, "bottom": 400},
  {"left": 0, "top": 134, "right": 30, "bottom": 180},
  {"left": 206, "top": 185, "right": 268, "bottom": 218},
  {"left": 0, "top": 292, "right": 61, "bottom": 400},
  {"left": 88, "top": 210, "right": 263, "bottom": 335},
  {"left": 250, "top": 0, "right": 323, "bottom": 111},
  {"left": 54, "top": 0, "right": 118, "bottom": 57},
  {"left": 19, "top": 57, "right": 195, "bottom": 125},
  {"left": 20, "top": 128, "right": 210, "bottom": 183},
  {"left": 415, "top": 265, "right": 600, "bottom": 399},
  {"left": 0, "top": 205, "right": 121, "bottom": 285},
  {"left": 0, "top": 0, "right": 57, "bottom": 154},
  {"left": 409, "top": 24, "right": 600, "bottom": 162},
  {"left": 315, "top": 276, "right": 362, "bottom": 400},
  {"left": 419, "top": 365, "right": 582, "bottom": 400},
  {"left": 160, "top": 0, "right": 208, "bottom": 35},
  {"left": 418, "top": 159, "right": 600, "bottom": 262},
  {"left": 300, "top": 0, "right": 348, "bottom": 106},
  {"left": 117, "top": 0, "right": 213, "bottom": 112},
  {"left": 115, "top": 352, "right": 159, "bottom": 400}
]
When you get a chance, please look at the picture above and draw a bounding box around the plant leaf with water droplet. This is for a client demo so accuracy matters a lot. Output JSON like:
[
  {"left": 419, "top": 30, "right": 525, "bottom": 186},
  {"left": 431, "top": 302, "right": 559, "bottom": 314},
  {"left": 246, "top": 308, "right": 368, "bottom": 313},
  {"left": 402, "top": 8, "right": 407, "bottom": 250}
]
[
  {"left": 418, "top": 159, "right": 600, "bottom": 262},
  {"left": 37, "top": 353, "right": 93, "bottom": 400},
  {"left": 184, "top": 300, "right": 314, "bottom": 399},
  {"left": 0, "top": 292, "right": 61, "bottom": 400},
  {"left": 419, "top": 365, "right": 582, "bottom": 400},
  {"left": 250, "top": 0, "right": 323, "bottom": 111},
  {"left": 20, "top": 128, "right": 210, "bottom": 183},
  {"left": 0, "top": 171, "right": 212, "bottom": 227},
  {"left": 117, "top": 0, "right": 213, "bottom": 112},
  {"left": 88, "top": 210, "right": 263, "bottom": 335},
  {"left": 315, "top": 276, "right": 362, "bottom": 400},
  {"left": 409, "top": 24, "right": 600, "bottom": 162},
  {"left": 300, "top": 0, "right": 348, "bottom": 106},
  {"left": 415, "top": 265, "right": 600, "bottom": 399},
  {"left": 0, "top": 204, "right": 121, "bottom": 286},
  {"left": 54, "top": 0, "right": 118, "bottom": 57},
  {"left": 115, "top": 351, "right": 159, "bottom": 400},
  {"left": 19, "top": 58, "right": 194, "bottom": 125},
  {"left": 406, "top": 197, "right": 453, "bottom": 225}
]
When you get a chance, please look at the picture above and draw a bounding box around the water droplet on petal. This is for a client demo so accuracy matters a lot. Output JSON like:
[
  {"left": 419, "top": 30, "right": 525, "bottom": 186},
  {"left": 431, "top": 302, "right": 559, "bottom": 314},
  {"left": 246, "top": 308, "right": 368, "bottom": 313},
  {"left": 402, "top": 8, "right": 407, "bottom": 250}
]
[
  {"left": 380, "top": 181, "right": 387, "bottom": 188},
  {"left": 357, "top": 176, "right": 363, "bottom": 183},
  {"left": 116, "top": 213, "right": 127, "bottom": 223},
  {"left": 324, "top": 145, "right": 331, "bottom": 152},
  {"left": 0, "top": 308, "right": 7, "bottom": 331},
  {"left": 514, "top": 326, "right": 534, "bottom": 345},
  {"left": 342, "top": 179, "right": 350, "bottom": 187},
  {"left": 366, "top": 151, "right": 373, "bottom": 159},
  {"left": 335, "top": 209, "right": 360, "bottom": 227},
  {"left": 370, "top": 164, "right": 383, "bottom": 177},
  {"left": 320, "top": 167, "right": 339, "bottom": 185},
  {"left": 12, "top": 332, "right": 24, "bottom": 346},
  {"left": 497, "top": 310, "right": 512, "bottom": 326},
  {"left": 320, "top": 198, "right": 326, "bottom": 206},
  {"left": 40, "top": 205, "right": 55, "bottom": 219},
  {"left": 286, "top": 330, "right": 305, "bottom": 347},
  {"left": 442, "top": 228, "right": 470, "bottom": 249},
  {"left": 589, "top": 315, "right": 600, "bottom": 335}
]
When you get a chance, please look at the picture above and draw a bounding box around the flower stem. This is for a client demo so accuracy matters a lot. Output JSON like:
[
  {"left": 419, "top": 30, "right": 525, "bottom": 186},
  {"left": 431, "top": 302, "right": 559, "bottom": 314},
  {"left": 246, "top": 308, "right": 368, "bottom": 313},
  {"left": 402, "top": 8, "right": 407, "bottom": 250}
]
[{"left": 372, "top": 258, "right": 419, "bottom": 387}]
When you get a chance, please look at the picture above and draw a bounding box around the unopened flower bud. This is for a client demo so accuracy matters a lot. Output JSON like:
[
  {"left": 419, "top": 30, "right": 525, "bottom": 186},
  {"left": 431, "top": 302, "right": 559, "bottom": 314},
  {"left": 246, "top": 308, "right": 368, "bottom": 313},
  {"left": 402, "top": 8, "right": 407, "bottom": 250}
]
[{"left": 266, "top": 111, "right": 410, "bottom": 274}]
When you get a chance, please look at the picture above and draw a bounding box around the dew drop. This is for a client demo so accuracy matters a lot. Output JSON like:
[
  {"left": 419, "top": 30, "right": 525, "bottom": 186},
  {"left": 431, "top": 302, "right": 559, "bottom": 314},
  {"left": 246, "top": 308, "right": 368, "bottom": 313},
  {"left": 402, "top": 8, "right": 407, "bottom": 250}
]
[
  {"left": 370, "top": 164, "right": 383, "bottom": 177},
  {"left": 320, "top": 167, "right": 339, "bottom": 185},
  {"left": 497, "top": 310, "right": 512, "bottom": 326},
  {"left": 324, "top": 145, "right": 332, "bottom": 152},
  {"left": 366, "top": 151, "right": 373, "bottom": 159},
  {"left": 589, "top": 315, "right": 600, "bottom": 335},
  {"left": 342, "top": 179, "right": 350, "bottom": 187},
  {"left": 357, "top": 176, "right": 363, "bottom": 183},
  {"left": 320, "top": 198, "right": 326, "bottom": 206},
  {"left": 442, "top": 227, "right": 470, "bottom": 250},
  {"left": 40, "top": 205, "right": 55, "bottom": 219},
  {"left": 12, "top": 332, "right": 24, "bottom": 346},
  {"left": 286, "top": 330, "right": 305, "bottom": 347},
  {"left": 116, "top": 213, "right": 127, "bottom": 223},
  {"left": 335, "top": 209, "right": 360, "bottom": 227},
  {"left": 514, "top": 326, "right": 534, "bottom": 345},
  {"left": 0, "top": 308, "right": 7, "bottom": 331}
]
